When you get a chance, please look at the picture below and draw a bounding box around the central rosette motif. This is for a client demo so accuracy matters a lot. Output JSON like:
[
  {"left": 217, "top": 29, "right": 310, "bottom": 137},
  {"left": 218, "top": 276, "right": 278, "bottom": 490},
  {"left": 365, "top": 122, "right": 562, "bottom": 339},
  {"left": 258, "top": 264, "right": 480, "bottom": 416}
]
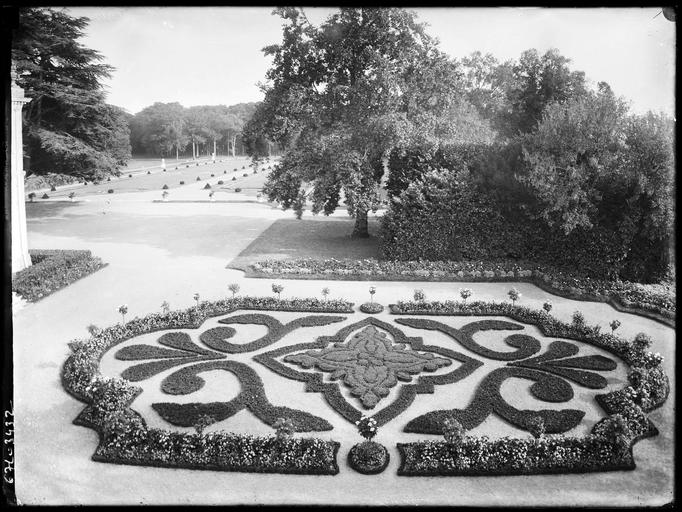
[{"left": 284, "top": 325, "right": 452, "bottom": 408}]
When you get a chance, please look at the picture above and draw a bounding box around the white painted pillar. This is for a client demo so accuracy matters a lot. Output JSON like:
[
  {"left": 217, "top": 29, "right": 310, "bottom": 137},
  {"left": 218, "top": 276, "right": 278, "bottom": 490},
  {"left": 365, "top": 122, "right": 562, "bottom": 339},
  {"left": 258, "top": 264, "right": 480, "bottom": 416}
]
[{"left": 11, "top": 69, "right": 31, "bottom": 273}]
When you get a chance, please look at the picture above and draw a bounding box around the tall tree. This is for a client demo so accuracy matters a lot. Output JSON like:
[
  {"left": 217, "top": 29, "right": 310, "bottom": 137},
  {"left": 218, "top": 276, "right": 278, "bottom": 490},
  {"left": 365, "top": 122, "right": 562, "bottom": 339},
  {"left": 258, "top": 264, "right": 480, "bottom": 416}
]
[
  {"left": 130, "top": 102, "right": 188, "bottom": 158},
  {"left": 246, "top": 7, "right": 471, "bottom": 237},
  {"left": 501, "top": 49, "right": 587, "bottom": 138},
  {"left": 11, "top": 7, "right": 131, "bottom": 180}
]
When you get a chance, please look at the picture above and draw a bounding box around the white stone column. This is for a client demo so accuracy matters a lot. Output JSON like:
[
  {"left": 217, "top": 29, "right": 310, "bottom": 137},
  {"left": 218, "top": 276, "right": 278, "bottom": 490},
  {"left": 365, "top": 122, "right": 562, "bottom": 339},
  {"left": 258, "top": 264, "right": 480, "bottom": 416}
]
[{"left": 11, "top": 70, "right": 31, "bottom": 273}]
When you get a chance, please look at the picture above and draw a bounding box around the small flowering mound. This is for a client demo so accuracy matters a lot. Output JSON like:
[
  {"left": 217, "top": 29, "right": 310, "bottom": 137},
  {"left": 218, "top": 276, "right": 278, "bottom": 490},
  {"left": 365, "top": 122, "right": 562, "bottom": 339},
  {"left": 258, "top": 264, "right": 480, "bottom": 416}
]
[
  {"left": 359, "top": 302, "right": 384, "bottom": 314},
  {"left": 348, "top": 441, "right": 390, "bottom": 474}
]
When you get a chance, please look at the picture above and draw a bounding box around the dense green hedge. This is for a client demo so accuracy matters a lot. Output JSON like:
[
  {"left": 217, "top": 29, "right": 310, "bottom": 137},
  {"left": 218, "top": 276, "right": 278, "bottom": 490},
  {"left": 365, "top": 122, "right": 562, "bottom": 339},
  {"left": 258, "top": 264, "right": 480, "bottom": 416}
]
[
  {"left": 12, "top": 249, "right": 107, "bottom": 302},
  {"left": 381, "top": 141, "right": 673, "bottom": 283}
]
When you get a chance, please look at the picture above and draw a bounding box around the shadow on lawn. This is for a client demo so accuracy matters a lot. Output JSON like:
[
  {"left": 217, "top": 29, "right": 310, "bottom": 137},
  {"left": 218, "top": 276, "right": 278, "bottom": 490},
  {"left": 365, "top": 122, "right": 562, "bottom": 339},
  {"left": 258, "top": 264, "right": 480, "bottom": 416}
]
[{"left": 229, "top": 217, "right": 381, "bottom": 270}]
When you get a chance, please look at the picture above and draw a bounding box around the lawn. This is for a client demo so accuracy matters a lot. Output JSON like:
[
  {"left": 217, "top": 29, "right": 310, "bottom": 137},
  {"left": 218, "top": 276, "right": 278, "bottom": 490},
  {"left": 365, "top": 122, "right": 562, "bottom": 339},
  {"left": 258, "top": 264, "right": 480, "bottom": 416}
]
[
  {"left": 229, "top": 216, "right": 382, "bottom": 270},
  {"left": 29, "top": 156, "right": 267, "bottom": 199}
]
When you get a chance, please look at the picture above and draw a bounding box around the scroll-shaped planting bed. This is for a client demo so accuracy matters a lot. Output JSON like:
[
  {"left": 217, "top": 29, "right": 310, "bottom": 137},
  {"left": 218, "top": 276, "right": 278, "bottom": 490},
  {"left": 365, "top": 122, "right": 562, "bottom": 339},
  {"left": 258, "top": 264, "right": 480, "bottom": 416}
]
[{"left": 62, "top": 296, "right": 669, "bottom": 477}]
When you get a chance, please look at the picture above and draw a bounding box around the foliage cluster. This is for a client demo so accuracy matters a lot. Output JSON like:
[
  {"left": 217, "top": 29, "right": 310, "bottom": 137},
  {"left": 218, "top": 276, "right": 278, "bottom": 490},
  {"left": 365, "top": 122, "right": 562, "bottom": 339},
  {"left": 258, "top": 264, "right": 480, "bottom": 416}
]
[{"left": 12, "top": 249, "right": 107, "bottom": 302}]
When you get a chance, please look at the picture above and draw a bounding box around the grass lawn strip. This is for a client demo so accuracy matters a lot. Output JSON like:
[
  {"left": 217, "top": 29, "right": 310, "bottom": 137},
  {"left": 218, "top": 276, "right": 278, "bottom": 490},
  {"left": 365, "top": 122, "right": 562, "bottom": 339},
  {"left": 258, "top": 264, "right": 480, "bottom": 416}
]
[
  {"left": 12, "top": 249, "right": 107, "bottom": 302},
  {"left": 389, "top": 300, "right": 669, "bottom": 476},
  {"left": 61, "top": 296, "right": 352, "bottom": 475}
]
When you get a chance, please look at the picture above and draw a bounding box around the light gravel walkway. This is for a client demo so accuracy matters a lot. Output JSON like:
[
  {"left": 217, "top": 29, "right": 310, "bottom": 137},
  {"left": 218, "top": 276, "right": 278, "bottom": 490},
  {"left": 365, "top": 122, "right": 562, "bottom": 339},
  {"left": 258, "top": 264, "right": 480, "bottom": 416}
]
[{"left": 12, "top": 185, "right": 674, "bottom": 506}]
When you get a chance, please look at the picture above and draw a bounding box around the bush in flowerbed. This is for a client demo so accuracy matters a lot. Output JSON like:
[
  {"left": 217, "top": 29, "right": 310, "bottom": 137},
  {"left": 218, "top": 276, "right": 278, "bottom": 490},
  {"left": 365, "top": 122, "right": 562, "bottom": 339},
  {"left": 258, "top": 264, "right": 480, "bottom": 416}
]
[
  {"left": 12, "top": 249, "right": 107, "bottom": 302},
  {"left": 248, "top": 258, "right": 674, "bottom": 324},
  {"left": 62, "top": 296, "right": 352, "bottom": 474},
  {"left": 390, "top": 299, "right": 668, "bottom": 476}
]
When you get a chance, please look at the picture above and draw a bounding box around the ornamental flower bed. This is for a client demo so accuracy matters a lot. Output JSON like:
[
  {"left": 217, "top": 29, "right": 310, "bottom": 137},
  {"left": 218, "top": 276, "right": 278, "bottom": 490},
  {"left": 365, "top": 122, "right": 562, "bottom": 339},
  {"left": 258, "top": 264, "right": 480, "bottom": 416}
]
[
  {"left": 390, "top": 300, "right": 669, "bottom": 476},
  {"left": 61, "top": 296, "right": 352, "bottom": 475},
  {"left": 12, "top": 249, "right": 107, "bottom": 302},
  {"left": 246, "top": 258, "right": 674, "bottom": 326}
]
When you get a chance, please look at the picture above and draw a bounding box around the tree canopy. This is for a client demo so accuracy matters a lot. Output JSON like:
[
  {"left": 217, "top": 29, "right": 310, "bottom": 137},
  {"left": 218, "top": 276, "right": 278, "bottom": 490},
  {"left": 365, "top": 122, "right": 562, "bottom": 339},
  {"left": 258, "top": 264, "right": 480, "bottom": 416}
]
[
  {"left": 11, "top": 7, "right": 131, "bottom": 180},
  {"left": 129, "top": 102, "right": 257, "bottom": 158},
  {"left": 245, "top": 7, "right": 490, "bottom": 236}
]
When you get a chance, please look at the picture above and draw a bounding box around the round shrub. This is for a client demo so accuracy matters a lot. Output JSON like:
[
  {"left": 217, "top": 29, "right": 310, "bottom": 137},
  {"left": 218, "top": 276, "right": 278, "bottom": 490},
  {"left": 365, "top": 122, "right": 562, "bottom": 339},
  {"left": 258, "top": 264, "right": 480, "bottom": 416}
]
[
  {"left": 217, "top": 180, "right": 224, "bottom": 185},
  {"left": 243, "top": 173, "right": 248, "bottom": 177},
  {"left": 179, "top": 181, "right": 185, "bottom": 185},
  {"left": 348, "top": 441, "right": 389, "bottom": 474},
  {"left": 224, "top": 170, "right": 227, "bottom": 174},
  {"left": 242, "top": 166, "right": 245, "bottom": 169},
  {"left": 211, "top": 174, "right": 215, "bottom": 177},
  {"left": 235, "top": 188, "right": 242, "bottom": 193},
  {"left": 128, "top": 174, "right": 132, "bottom": 178},
  {"left": 107, "top": 189, "right": 114, "bottom": 194},
  {"left": 359, "top": 302, "right": 384, "bottom": 314}
]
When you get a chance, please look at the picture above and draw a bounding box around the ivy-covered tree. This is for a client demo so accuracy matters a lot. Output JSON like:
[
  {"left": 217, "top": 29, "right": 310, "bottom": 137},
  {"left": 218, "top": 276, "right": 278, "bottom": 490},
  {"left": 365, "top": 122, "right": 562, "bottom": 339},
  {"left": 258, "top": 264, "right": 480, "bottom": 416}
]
[
  {"left": 11, "top": 7, "right": 131, "bottom": 180},
  {"left": 246, "top": 7, "right": 474, "bottom": 237}
]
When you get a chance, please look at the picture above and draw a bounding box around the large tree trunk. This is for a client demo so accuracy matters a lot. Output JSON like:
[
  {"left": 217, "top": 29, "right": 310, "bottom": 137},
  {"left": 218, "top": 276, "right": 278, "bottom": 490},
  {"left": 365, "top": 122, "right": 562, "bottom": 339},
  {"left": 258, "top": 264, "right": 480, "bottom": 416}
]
[
  {"left": 352, "top": 209, "right": 370, "bottom": 238},
  {"left": 175, "top": 145, "right": 179, "bottom": 160},
  {"left": 232, "top": 135, "right": 237, "bottom": 157}
]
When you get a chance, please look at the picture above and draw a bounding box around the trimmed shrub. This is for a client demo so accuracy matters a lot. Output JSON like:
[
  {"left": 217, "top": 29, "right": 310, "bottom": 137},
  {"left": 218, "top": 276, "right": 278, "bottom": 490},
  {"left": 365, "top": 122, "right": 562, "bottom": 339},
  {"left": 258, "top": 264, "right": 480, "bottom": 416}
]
[
  {"left": 162, "top": 184, "right": 169, "bottom": 190},
  {"left": 107, "top": 189, "right": 114, "bottom": 194},
  {"left": 179, "top": 181, "right": 185, "bottom": 185},
  {"left": 13, "top": 250, "right": 106, "bottom": 302},
  {"left": 235, "top": 188, "right": 242, "bottom": 193},
  {"left": 203, "top": 183, "right": 211, "bottom": 189},
  {"left": 42, "top": 193, "right": 49, "bottom": 199}
]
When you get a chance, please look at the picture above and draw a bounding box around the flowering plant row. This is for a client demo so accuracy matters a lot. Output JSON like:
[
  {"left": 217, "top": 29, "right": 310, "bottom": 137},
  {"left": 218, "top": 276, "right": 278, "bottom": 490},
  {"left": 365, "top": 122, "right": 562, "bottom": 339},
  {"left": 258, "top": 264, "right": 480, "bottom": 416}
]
[
  {"left": 13, "top": 249, "right": 107, "bottom": 302},
  {"left": 62, "top": 296, "right": 350, "bottom": 474},
  {"left": 391, "top": 300, "right": 669, "bottom": 476},
  {"left": 398, "top": 434, "right": 633, "bottom": 476},
  {"left": 248, "top": 258, "right": 674, "bottom": 325}
]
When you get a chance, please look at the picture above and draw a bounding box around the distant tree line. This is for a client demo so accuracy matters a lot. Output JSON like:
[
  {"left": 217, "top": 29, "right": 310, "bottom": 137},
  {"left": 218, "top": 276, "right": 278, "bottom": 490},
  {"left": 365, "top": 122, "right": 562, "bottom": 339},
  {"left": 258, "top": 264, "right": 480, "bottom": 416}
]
[
  {"left": 10, "top": 7, "right": 266, "bottom": 184},
  {"left": 129, "top": 102, "right": 263, "bottom": 159}
]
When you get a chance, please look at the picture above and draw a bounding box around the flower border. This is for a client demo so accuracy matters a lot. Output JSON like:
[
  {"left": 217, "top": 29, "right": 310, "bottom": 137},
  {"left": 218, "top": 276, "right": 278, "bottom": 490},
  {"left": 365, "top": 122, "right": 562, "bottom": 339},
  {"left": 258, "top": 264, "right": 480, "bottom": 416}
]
[{"left": 241, "top": 258, "right": 674, "bottom": 327}]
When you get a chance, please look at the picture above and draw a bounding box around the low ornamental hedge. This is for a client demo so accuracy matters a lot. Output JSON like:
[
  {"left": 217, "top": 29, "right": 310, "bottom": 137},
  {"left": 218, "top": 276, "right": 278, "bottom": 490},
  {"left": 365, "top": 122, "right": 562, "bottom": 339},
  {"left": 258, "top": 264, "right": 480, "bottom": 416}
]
[
  {"left": 391, "top": 300, "right": 669, "bottom": 476},
  {"left": 13, "top": 249, "right": 107, "bottom": 302},
  {"left": 246, "top": 258, "right": 675, "bottom": 326},
  {"left": 62, "top": 296, "right": 351, "bottom": 474}
]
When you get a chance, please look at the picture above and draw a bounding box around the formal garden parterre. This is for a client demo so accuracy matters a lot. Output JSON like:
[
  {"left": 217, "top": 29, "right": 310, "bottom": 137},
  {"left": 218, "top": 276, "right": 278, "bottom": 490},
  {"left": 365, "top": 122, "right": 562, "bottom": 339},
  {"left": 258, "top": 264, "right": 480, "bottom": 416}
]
[{"left": 61, "top": 292, "right": 669, "bottom": 477}]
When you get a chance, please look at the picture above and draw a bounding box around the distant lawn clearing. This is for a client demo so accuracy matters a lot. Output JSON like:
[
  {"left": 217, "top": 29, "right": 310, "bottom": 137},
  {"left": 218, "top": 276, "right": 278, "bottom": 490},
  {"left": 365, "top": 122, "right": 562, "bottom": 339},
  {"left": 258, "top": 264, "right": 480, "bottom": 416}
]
[{"left": 229, "top": 216, "right": 381, "bottom": 270}]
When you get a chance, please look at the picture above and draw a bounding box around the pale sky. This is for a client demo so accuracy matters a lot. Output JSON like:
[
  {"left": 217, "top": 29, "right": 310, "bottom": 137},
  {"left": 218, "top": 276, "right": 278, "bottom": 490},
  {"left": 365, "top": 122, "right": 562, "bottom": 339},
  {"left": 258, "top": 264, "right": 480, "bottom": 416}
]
[{"left": 67, "top": 7, "right": 676, "bottom": 116}]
